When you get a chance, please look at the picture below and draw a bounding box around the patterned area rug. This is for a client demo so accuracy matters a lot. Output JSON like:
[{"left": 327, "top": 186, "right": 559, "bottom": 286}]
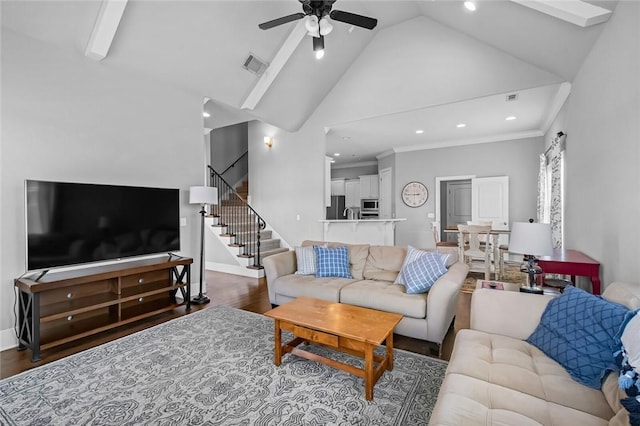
[{"left": 0, "top": 305, "right": 447, "bottom": 425}]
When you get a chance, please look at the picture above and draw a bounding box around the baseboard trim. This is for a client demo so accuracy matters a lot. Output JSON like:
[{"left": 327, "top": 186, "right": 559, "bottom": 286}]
[
  {"left": 206, "top": 262, "right": 263, "bottom": 278},
  {"left": 0, "top": 328, "right": 18, "bottom": 352}
]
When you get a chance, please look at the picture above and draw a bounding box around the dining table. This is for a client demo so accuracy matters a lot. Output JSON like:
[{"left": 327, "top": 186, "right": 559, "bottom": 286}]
[{"left": 443, "top": 228, "right": 510, "bottom": 279}]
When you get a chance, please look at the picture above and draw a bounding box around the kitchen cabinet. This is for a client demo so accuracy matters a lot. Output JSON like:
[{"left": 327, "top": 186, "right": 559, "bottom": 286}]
[
  {"left": 331, "top": 179, "right": 346, "bottom": 196},
  {"left": 359, "top": 175, "right": 379, "bottom": 199},
  {"left": 345, "top": 180, "right": 360, "bottom": 208}
]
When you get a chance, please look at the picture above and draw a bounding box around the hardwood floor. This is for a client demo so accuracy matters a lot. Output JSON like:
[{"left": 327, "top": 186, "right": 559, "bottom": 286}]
[{"left": 0, "top": 270, "right": 454, "bottom": 380}]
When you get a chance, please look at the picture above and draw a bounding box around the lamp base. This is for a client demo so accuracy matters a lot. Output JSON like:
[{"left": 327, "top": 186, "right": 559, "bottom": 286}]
[
  {"left": 519, "top": 285, "right": 544, "bottom": 295},
  {"left": 191, "top": 294, "right": 211, "bottom": 305}
]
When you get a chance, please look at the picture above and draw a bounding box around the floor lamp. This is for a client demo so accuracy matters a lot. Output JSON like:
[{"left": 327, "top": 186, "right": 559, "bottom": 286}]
[
  {"left": 189, "top": 186, "right": 218, "bottom": 305},
  {"left": 509, "top": 220, "right": 553, "bottom": 294}
]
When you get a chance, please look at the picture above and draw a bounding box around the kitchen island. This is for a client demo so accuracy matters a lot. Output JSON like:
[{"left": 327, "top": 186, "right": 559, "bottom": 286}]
[{"left": 319, "top": 218, "right": 406, "bottom": 246}]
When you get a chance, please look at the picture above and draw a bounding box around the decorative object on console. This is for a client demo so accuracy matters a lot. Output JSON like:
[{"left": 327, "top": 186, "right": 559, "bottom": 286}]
[
  {"left": 189, "top": 186, "right": 218, "bottom": 304},
  {"left": 401, "top": 181, "right": 428, "bottom": 207},
  {"left": 509, "top": 219, "right": 553, "bottom": 294}
]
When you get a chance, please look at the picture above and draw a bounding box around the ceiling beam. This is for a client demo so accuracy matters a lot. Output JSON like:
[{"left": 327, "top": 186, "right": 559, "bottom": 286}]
[
  {"left": 241, "top": 20, "right": 308, "bottom": 110},
  {"left": 85, "top": 0, "right": 128, "bottom": 61},
  {"left": 510, "top": 0, "right": 612, "bottom": 27}
]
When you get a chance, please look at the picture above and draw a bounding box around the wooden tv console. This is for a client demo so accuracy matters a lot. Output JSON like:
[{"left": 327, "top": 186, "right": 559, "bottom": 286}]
[{"left": 14, "top": 256, "right": 192, "bottom": 362}]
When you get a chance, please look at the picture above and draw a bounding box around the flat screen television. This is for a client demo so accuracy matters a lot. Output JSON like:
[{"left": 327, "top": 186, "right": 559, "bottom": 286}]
[{"left": 25, "top": 180, "right": 180, "bottom": 272}]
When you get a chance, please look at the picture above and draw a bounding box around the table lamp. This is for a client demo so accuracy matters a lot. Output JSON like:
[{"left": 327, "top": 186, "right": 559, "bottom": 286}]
[
  {"left": 189, "top": 186, "right": 218, "bottom": 304},
  {"left": 508, "top": 219, "right": 553, "bottom": 294}
]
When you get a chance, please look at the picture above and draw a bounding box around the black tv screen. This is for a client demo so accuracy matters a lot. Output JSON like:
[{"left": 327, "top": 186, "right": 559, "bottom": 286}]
[{"left": 25, "top": 180, "right": 180, "bottom": 271}]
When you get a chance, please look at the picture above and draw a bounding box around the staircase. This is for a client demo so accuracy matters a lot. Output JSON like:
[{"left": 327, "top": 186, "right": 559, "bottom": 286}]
[{"left": 205, "top": 167, "right": 288, "bottom": 277}]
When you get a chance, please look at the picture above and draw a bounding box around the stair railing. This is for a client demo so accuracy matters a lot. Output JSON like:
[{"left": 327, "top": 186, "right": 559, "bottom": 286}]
[
  {"left": 207, "top": 165, "right": 266, "bottom": 269},
  {"left": 220, "top": 151, "right": 248, "bottom": 177}
]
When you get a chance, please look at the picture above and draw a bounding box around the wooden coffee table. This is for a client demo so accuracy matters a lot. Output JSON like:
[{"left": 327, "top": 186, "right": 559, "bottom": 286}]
[{"left": 264, "top": 297, "right": 402, "bottom": 401}]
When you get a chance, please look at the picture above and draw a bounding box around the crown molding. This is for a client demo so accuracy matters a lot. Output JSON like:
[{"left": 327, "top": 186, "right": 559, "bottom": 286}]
[{"left": 393, "top": 130, "right": 545, "bottom": 154}]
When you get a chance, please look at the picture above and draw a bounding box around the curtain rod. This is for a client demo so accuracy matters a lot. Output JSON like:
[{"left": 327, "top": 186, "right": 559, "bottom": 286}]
[{"left": 544, "top": 131, "right": 565, "bottom": 156}]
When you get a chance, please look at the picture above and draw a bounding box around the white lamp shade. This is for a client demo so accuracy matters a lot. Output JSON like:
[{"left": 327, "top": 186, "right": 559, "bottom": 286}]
[
  {"left": 189, "top": 186, "right": 218, "bottom": 205},
  {"left": 509, "top": 222, "right": 553, "bottom": 256}
]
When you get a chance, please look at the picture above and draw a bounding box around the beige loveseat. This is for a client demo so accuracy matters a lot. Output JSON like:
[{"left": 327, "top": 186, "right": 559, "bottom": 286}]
[
  {"left": 263, "top": 240, "right": 469, "bottom": 348},
  {"left": 430, "top": 281, "right": 640, "bottom": 426}
]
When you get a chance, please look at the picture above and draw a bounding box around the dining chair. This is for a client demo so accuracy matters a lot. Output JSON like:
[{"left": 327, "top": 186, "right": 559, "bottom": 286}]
[
  {"left": 457, "top": 224, "right": 492, "bottom": 280},
  {"left": 432, "top": 222, "right": 458, "bottom": 247}
]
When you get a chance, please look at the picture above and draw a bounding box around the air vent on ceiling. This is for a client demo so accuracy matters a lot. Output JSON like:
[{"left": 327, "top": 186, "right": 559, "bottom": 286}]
[
  {"left": 506, "top": 93, "right": 519, "bottom": 102},
  {"left": 243, "top": 53, "right": 268, "bottom": 76}
]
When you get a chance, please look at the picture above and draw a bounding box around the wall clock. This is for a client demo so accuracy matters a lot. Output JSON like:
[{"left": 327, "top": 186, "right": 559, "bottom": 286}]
[{"left": 402, "top": 181, "right": 428, "bottom": 207}]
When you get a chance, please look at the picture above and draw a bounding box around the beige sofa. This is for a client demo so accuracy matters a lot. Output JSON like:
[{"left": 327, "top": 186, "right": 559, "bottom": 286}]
[
  {"left": 263, "top": 240, "right": 469, "bottom": 348},
  {"left": 430, "top": 281, "right": 640, "bottom": 426}
]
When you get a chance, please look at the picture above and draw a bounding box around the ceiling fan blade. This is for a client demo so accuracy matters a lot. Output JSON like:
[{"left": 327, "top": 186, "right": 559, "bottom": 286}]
[
  {"left": 329, "top": 10, "right": 377, "bottom": 30},
  {"left": 259, "top": 13, "right": 305, "bottom": 30}
]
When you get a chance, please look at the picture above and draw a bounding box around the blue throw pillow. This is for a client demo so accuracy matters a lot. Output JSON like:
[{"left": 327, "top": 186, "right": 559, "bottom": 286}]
[
  {"left": 401, "top": 252, "right": 447, "bottom": 294},
  {"left": 526, "top": 285, "right": 630, "bottom": 389},
  {"left": 314, "top": 245, "right": 352, "bottom": 279}
]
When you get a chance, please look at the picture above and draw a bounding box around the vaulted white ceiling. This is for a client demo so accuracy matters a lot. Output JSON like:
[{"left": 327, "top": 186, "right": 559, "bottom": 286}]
[{"left": 1, "top": 0, "right": 617, "bottom": 164}]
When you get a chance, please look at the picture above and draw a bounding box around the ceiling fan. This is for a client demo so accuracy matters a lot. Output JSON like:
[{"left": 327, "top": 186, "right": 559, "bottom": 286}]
[{"left": 258, "top": 0, "right": 378, "bottom": 58}]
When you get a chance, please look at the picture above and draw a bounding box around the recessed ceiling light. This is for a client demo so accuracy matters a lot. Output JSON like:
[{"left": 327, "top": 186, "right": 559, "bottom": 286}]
[
  {"left": 334, "top": 153, "right": 340, "bottom": 156},
  {"left": 330, "top": 159, "right": 336, "bottom": 163},
  {"left": 342, "top": 136, "right": 351, "bottom": 140},
  {"left": 203, "top": 112, "right": 211, "bottom": 118},
  {"left": 415, "top": 129, "right": 424, "bottom": 134},
  {"left": 506, "top": 116, "right": 517, "bottom": 121},
  {"left": 464, "top": 1, "right": 477, "bottom": 11},
  {"left": 456, "top": 123, "right": 466, "bottom": 128}
]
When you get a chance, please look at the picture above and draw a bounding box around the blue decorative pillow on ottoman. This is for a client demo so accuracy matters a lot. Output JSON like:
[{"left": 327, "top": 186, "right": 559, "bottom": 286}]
[
  {"left": 313, "top": 245, "right": 352, "bottom": 278},
  {"left": 526, "top": 285, "right": 630, "bottom": 389}
]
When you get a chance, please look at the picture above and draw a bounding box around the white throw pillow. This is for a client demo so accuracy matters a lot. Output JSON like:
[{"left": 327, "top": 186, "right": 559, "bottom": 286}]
[{"left": 294, "top": 243, "right": 327, "bottom": 275}]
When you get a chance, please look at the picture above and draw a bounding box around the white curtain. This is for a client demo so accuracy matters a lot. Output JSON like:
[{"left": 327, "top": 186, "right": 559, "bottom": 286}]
[{"left": 537, "top": 132, "right": 566, "bottom": 249}]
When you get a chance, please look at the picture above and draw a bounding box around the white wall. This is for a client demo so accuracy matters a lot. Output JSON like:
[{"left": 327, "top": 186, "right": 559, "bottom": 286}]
[
  {"left": 393, "top": 137, "right": 543, "bottom": 247},
  {"left": 0, "top": 29, "right": 204, "bottom": 350},
  {"left": 563, "top": 1, "right": 640, "bottom": 288}
]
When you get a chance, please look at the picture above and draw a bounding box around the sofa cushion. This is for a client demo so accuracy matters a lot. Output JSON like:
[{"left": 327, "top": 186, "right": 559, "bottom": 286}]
[
  {"left": 430, "top": 372, "right": 611, "bottom": 426},
  {"left": 339, "top": 279, "right": 427, "bottom": 318},
  {"left": 362, "top": 245, "right": 406, "bottom": 281},
  {"left": 526, "top": 285, "right": 630, "bottom": 389},
  {"left": 271, "top": 274, "right": 356, "bottom": 303},
  {"left": 401, "top": 251, "right": 447, "bottom": 294},
  {"left": 443, "top": 329, "right": 616, "bottom": 421},
  {"left": 302, "top": 241, "right": 369, "bottom": 280},
  {"left": 314, "top": 245, "right": 351, "bottom": 278}
]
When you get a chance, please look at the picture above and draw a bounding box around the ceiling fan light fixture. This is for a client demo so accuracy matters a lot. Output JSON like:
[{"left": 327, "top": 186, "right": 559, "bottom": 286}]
[
  {"left": 319, "top": 17, "right": 333, "bottom": 36},
  {"left": 313, "top": 35, "right": 325, "bottom": 59},
  {"left": 305, "top": 15, "right": 319, "bottom": 35}
]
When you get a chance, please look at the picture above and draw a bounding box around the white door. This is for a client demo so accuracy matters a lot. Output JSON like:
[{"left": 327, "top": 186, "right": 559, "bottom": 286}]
[
  {"left": 379, "top": 168, "right": 392, "bottom": 219},
  {"left": 445, "top": 181, "right": 472, "bottom": 242},
  {"left": 472, "top": 176, "right": 509, "bottom": 245}
]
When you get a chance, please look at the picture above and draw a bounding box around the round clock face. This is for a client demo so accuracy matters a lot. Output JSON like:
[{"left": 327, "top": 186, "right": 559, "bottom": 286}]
[{"left": 402, "top": 181, "right": 428, "bottom": 207}]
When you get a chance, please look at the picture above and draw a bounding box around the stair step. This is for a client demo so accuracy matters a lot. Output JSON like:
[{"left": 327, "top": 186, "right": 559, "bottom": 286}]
[
  {"left": 260, "top": 247, "right": 289, "bottom": 258},
  {"left": 233, "top": 230, "right": 272, "bottom": 240}
]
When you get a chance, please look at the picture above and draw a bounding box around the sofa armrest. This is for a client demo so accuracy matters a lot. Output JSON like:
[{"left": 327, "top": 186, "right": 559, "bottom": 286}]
[
  {"left": 470, "top": 289, "right": 555, "bottom": 340},
  {"left": 262, "top": 250, "right": 296, "bottom": 304},
  {"left": 426, "top": 261, "right": 469, "bottom": 344}
]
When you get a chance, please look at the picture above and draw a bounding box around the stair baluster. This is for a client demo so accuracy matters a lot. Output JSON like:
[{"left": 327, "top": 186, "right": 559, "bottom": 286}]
[{"left": 208, "top": 166, "right": 267, "bottom": 269}]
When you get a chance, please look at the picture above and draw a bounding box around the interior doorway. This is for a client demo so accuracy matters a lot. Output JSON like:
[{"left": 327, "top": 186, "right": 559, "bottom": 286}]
[{"left": 435, "top": 175, "right": 475, "bottom": 243}]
